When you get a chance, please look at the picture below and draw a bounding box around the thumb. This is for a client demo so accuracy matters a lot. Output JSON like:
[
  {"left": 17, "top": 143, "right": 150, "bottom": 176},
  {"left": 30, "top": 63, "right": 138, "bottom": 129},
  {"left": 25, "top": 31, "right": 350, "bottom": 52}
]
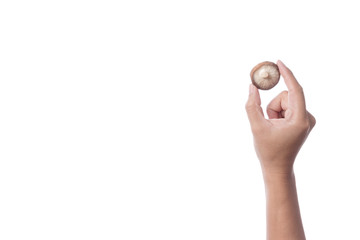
[{"left": 245, "top": 84, "right": 265, "bottom": 131}]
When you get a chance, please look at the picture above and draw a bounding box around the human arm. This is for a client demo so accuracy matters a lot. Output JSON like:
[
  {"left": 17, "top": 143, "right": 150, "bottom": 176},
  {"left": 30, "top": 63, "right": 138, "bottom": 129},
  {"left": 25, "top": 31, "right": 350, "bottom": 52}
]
[{"left": 245, "top": 60, "right": 316, "bottom": 240}]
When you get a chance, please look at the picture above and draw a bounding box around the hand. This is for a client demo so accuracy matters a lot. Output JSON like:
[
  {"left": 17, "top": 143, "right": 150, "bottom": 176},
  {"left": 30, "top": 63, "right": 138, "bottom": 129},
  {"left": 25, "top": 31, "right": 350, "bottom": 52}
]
[{"left": 245, "top": 60, "right": 316, "bottom": 177}]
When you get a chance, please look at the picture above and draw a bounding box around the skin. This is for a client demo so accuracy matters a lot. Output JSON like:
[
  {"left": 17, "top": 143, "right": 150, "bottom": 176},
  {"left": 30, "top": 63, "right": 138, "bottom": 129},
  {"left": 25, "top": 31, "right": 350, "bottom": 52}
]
[{"left": 245, "top": 60, "right": 316, "bottom": 240}]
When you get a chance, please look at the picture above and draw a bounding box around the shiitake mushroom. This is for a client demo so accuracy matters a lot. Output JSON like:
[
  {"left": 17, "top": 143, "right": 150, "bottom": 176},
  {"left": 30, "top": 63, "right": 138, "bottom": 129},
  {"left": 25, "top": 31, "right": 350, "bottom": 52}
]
[{"left": 250, "top": 61, "right": 280, "bottom": 90}]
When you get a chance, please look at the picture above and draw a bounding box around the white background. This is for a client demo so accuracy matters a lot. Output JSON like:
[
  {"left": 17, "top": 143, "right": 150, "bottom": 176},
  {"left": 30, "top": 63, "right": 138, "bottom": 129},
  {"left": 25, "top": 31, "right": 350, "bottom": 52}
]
[{"left": 1, "top": 0, "right": 359, "bottom": 239}]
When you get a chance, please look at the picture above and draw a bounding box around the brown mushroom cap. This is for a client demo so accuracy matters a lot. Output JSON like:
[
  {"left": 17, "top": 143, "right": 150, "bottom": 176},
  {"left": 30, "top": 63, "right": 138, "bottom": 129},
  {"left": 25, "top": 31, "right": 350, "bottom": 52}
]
[{"left": 250, "top": 61, "right": 280, "bottom": 90}]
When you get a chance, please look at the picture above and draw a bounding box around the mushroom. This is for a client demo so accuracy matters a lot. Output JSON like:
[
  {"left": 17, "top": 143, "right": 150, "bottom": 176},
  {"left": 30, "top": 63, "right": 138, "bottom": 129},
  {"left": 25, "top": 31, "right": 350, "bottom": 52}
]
[{"left": 250, "top": 61, "right": 280, "bottom": 90}]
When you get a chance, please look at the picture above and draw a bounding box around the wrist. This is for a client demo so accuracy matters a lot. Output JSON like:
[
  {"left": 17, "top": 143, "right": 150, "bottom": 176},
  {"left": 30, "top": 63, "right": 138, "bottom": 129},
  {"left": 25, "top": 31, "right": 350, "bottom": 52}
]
[{"left": 262, "top": 167, "right": 295, "bottom": 185}]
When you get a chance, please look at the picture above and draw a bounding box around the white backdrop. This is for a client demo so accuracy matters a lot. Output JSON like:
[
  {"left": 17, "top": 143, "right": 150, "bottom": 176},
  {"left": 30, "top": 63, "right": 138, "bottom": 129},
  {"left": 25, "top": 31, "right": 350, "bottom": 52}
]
[{"left": 1, "top": 1, "right": 359, "bottom": 239}]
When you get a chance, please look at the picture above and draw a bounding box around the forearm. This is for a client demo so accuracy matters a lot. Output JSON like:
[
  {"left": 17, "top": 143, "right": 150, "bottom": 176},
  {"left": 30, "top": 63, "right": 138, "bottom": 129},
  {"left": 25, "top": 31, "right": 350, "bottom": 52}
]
[{"left": 263, "top": 170, "right": 306, "bottom": 240}]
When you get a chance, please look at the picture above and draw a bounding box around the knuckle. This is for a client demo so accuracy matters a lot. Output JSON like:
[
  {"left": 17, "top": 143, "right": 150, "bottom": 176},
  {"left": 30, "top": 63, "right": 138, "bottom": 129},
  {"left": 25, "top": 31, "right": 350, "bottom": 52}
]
[
  {"left": 310, "top": 116, "right": 316, "bottom": 129},
  {"left": 280, "top": 91, "right": 289, "bottom": 101},
  {"left": 300, "top": 120, "right": 311, "bottom": 131},
  {"left": 280, "top": 90, "right": 288, "bottom": 96},
  {"left": 291, "top": 85, "right": 303, "bottom": 94},
  {"left": 293, "top": 117, "right": 311, "bottom": 131},
  {"left": 311, "top": 116, "right": 316, "bottom": 126},
  {"left": 307, "top": 112, "right": 316, "bottom": 128}
]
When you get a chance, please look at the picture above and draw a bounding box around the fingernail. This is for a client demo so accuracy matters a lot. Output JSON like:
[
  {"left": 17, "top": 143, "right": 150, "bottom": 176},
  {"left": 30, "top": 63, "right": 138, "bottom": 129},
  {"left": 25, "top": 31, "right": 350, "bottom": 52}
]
[{"left": 277, "top": 60, "right": 285, "bottom": 67}]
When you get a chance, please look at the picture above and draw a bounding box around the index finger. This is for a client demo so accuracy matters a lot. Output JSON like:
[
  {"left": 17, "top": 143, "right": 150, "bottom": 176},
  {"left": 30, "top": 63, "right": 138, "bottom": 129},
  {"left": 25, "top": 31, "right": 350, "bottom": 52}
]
[{"left": 277, "top": 60, "right": 306, "bottom": 117}]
